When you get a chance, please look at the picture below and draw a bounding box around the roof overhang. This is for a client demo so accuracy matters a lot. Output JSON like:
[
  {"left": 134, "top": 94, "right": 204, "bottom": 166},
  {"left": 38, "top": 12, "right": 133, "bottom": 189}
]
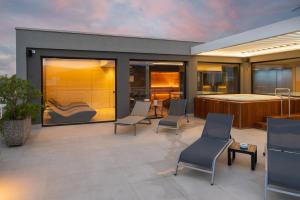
[{"left": 191, "top": 16, "right": 300, "bottom": 57}]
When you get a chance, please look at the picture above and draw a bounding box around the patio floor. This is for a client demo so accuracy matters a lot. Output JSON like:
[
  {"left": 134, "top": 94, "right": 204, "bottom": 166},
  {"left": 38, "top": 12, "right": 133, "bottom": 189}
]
[{"left": 0, "top": 117, "right": 297, "bottom": 200}]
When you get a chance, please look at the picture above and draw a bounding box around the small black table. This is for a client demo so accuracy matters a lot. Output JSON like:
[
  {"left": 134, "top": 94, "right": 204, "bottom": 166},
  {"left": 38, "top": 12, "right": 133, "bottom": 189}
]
[{"left": 228, "top": 141, "right": 258, "bottom": 170}]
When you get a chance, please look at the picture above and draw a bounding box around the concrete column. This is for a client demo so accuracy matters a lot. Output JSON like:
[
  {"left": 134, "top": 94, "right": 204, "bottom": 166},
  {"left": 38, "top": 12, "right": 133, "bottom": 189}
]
[
  {"left": 186, "top": 56, "right": 198, "bottom": 113},
  {"left": 240, "top": 62, "right": 252, "bottom": 93},
  {"left": 116, "top": 56, "right": 130, "bottom": 118},
  {"left": 145, "top": 64, "right": 150, "bottom": 99}
]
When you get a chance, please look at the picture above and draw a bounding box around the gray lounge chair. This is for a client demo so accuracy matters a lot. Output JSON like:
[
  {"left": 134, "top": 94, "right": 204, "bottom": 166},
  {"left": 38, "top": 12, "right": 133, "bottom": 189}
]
[
  {"left": 114, "top": 101, "right": 151, "bottom": 135},
  {"left": 47, "top": 104, "right": 97, "bottom": 124},
  {"left": 175, "top": 113, "right": 233, "bottom": 185},
  {"left": 48, "top": 98, "right": 89, "bottom": 111},
  {"left": 156, "top": 99, "right": 188, "bottom": 134},
  {"left": 265, "top": 118, "right": 300, "bottom": 199}
]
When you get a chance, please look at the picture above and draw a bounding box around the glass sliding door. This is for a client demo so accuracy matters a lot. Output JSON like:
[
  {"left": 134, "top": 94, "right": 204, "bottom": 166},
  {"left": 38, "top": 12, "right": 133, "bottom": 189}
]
[
  {"left": 197, "top": 62, "right": 240, "bottom": 94},
  {"left": 251, "top": 58, "right": 300, "bottom": 96},
  {"left": 252, "top": 66, "right": 292, "bottom": 94},
  {"left": 129, "top": 60, "right": 186, "bottom": 115},
  {"left": 43, "top": 58, "right": 115, "bottom": 125}
]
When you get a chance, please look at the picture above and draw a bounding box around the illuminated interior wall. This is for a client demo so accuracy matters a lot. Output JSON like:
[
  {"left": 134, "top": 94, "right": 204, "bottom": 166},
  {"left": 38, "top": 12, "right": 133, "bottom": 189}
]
[
  {"left": 197, "top": 62, "right": 239, "bottom": 94},
  {"left": 150, "top": 72, "right": 180, "bottom": 100},
  {"left": 252, "top": 58, "right": 300, "bottom": 96},
  {"left": 43, "top": 58, "right": 115, "bottom": 125}
]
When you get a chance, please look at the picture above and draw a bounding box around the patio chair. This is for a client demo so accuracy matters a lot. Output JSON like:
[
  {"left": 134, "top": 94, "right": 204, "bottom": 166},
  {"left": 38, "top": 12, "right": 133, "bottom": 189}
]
[
  {"left": 114, "top": 101, "right": 151, "bottom": 136},
  {"left": 174, "top": 113, "right": 233, "bottom": 185},
  {"left": 265, "top": 118, "right": 300, "bottom": 200},
  {"left": 156, "top": 99, "right": 188, "bottom": 134}
]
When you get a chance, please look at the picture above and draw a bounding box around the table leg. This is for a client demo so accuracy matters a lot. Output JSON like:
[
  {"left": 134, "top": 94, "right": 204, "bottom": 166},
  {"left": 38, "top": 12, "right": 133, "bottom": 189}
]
[
  {"left": 255, "top": 150, "right": 258, "bottom": 164},
  {"left": 228, "top": 149, "right": 234, "bottom": 166},
  {"left": 232, "top": 151, "right": 236, "bottom": 161},
  {"left": 251, "top": 154, "right": 256, "bottom": 170},
  {"left": 228, "top": 149, "right": 232, "bottom": 166}
]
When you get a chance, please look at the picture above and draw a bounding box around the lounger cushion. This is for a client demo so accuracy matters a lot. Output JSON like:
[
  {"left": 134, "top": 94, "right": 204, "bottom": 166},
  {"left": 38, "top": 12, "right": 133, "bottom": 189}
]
[
  {"left": 48, "top": 106, "right": 96, "bottom": 124},
  {"left": 179, "top": 137, "right": 228, "bottom": 169},
  {"left": 268, "top": 118, "right": 300, "bottom": 152},
  {"left": 168, "top": 99, "right": 187, "bottom": 116},
  {"left": 268, "top": 150, "right": 300, "bottom": 191},
  {"left": 115, "top": 116, "right": 145, "bottom": 125},
  {"left": 158, "top": 115, "right": 182, "bottom": 127}
]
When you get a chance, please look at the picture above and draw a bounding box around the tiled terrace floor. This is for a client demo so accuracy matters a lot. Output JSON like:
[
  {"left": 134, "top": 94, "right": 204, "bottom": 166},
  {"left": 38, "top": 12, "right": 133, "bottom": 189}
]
[{"left": 0, "top": 117, "right": 297, "bottom": 200}]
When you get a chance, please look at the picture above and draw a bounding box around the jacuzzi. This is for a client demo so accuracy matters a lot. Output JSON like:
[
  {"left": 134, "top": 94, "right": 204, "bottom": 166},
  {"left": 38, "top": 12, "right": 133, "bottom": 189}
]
[{"left": 194, "top": 94, "right": 300, "bottom": 128}]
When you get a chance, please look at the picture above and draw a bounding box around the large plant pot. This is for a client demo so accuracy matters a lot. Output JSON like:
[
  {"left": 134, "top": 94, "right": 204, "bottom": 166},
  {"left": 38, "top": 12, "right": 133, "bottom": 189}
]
[{"left": 3, "top": 117, "right": 31, "bottom": 146}]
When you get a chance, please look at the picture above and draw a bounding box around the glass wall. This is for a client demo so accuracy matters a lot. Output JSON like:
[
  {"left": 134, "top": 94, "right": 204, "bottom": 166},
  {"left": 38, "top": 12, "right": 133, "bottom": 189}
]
[
  {"left": 197, "top": 62, "right": 239, "bottom": 94},
  {"left": 252, "top": 58, "right": 300, "bottom": 96},
  {"left": 43, "top": 58, "right": 115, "bottom": 125},
  {"left": 129, "top": 61, "right": 185, "bottom": 114}
]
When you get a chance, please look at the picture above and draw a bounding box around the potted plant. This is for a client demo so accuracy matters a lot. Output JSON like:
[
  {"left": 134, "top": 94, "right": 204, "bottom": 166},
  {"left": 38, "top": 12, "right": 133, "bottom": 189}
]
[{"left": 0, "top": 75, "right": 40, "bottom": 146}]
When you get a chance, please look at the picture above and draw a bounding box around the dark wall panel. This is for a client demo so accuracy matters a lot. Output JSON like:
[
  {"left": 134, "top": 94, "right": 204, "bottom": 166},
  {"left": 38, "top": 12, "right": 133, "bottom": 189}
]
[{"left": 26, "top": 48, "right": 193, "bottom": 124}]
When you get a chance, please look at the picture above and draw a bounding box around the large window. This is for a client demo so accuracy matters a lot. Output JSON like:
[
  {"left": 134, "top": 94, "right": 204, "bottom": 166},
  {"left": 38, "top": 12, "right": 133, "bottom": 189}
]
[
  {"left": 42, "top": 58, "right": 115, "bottom": 125},
  {"left": 252, "top": 58, "right": 300, "bottom": 96},
  {"left": 129, "top": 61, "right": 185, "bottom": 113},
  {"left": 197, "top": 62, "right": 240, "bottom": 94}
]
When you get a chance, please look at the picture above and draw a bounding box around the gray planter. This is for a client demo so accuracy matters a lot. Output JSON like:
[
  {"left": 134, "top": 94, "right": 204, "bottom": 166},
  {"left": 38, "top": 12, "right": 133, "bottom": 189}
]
[{"left": 3, "top": 117, "right": 31, "bottom": 146}]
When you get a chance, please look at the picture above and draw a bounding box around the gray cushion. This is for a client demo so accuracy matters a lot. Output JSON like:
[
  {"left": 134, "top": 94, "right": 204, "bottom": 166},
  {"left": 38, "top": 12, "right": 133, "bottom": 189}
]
[
  {"left": 168, "top": 99, "right": 187, "bottom": 116},
  {"left": 268, "top": 118, "right": 300, "bottom": 152},
  {"left": 131, "top": 101, "right": 151, "bottom": 117},
  {"left": 115, "top": 116, "right": 145, "bottom": 125},
  {"left": 158, "top": 115, "right": 182, "bottom": 127},
  {"left": 202, "top": 113, "right": 233, "bottom": 141},
  {"left": 179, "top": 137, "right": 228, "bottom": 169},
  {"left": 268, "top": 149, "right": 300, "bottom": 191}
]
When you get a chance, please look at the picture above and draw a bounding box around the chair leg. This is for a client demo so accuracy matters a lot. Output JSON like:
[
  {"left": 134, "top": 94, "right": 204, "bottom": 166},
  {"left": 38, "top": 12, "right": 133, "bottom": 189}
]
[
  {"left": 211, "top": 172, "right": 215, "bottom": 185},
  {"left": 264, "top": 174, "right": 268, "bottom": 200},
  {"left": 114, "top": 124, "right": 117, "bottom": 134},
  {"left": 156, "top": 125, "right": 159, "bottom": 134},
  {"left": 186, "top": 115, "right": 189, "bottom": 123},
  {"left": 176, "top": 123, "right": 179, "bottom": 135},
  {"left": 264, "top": 188, "right": 267, "bottom": 200},
  {"left": 211, "top": 161, "right": 216, "bottom": 185},
  {"left": 134, "top": 124, "right": 137, "bottom": 136},
  {"left": 174, "top": 162, "right": 179, "bottom": 176}
]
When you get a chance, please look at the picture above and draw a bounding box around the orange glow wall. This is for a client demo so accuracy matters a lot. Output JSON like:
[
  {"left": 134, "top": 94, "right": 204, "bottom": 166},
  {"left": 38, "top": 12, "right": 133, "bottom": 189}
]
[
  {"left": 150, "top": 72, "right": 180, "bottom": 100},
  {"left": 43, "top": 58, "right": 115, "bottom": 109},
  {"left": 151, "top": 72, "right": 180, "bottom": 88}
]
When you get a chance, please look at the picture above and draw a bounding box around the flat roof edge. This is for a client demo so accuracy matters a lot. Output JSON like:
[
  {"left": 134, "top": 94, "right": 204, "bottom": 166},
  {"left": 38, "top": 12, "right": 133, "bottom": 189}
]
[
  {"left": 15, "top": 27, "right": 201, "bottom": 44},
  {"left": 191, "top": 16, "right": 300, "bottom": 55}
]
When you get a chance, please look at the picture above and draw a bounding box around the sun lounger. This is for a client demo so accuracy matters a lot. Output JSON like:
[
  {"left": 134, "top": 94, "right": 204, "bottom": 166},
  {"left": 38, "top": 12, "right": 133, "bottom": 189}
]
[
  {"left": 265, "top": 118, "right": 300, "bottom": 199},
  {"left": 175, "top": 113, "right": 233, "bottom": 185},
  {"left": 156, "top": 99, "right": 188, "bottom": 134},
  {"left": 114, "top": 101, "right": 151, "bottom": 135}
]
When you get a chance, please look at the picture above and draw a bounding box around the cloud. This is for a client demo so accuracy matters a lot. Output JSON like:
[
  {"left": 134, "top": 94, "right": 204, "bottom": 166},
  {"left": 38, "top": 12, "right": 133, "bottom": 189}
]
[
  {"left": 0, "top": 0, "right": 299, "bottom": 75},
  {"left": 0, "top": 46, "right": 15, "bottom": 76}
]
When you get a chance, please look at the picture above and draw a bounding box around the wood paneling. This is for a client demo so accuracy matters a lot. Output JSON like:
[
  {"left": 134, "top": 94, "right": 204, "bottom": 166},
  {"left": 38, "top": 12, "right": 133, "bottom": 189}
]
[{"left": 194, "top": 96, "right": 300, "bottom": 128}]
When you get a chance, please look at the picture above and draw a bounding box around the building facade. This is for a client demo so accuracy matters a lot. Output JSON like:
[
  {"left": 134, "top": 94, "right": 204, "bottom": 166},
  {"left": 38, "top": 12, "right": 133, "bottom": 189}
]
[{"left": 16, "top": 16, "right": 300, "bottom": 126}]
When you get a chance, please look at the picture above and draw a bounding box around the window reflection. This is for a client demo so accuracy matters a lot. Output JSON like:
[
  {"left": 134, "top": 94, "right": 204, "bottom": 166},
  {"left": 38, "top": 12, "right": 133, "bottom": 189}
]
[
  {"left": 129, "top": 61, "right": 185, "bottom": 115},
  {"left": 43, "top": 58, "right": 115, "bottom": 125},
  {"left": 197, "top": 62, "right": 239, "bottom": 94},
  {"left": 252, "top": 58, "right": 300, "bottom": 96}
]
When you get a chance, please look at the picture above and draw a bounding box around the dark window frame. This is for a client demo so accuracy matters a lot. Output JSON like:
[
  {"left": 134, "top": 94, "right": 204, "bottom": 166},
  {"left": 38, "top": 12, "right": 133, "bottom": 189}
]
[
  {"left": 40, "top": 56, "right": 117, "bottom": 127},
  {"left": 196, "top": 62, "right": 241, "bottom": 94}
]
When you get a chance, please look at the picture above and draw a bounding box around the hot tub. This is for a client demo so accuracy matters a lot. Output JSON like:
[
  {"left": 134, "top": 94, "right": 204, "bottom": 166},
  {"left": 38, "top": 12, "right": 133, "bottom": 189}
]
[{"left": 194, "top": 94, "right": 300, "bottom": 128}]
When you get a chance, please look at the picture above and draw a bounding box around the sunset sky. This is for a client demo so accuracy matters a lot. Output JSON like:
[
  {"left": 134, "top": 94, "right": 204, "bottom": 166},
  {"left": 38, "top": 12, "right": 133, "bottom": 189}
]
[{"left": 0, "top": 0, "right": 299, "bottom": 75}]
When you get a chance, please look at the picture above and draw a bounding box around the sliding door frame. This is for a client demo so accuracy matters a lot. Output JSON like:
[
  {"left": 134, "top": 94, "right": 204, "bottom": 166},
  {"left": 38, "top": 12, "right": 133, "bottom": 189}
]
[
  {"left": 197, "top": 61, "right": 241, "bottom": 94},
  {"left": 129, "top": 59, "right": 188, "bottom": 100},
  {"left": 40, "top": 56, "right": 117, "bottom": 127},
  {"left": 250, "top": 57, "right": 300, "bottom": 94}
]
